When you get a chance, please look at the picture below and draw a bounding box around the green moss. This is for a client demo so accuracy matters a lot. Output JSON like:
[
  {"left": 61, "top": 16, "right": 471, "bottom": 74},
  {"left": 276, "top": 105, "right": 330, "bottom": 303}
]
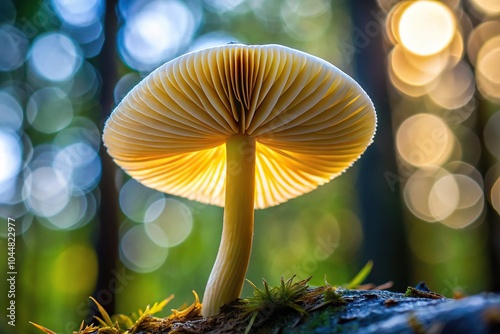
[
  {"left": 287, "top": 305, "right": 347, "bottom": 333},
  {"left": 324, "top": 286, "right": 347, "bottom": 306},
  {"left": 405, "top": 286, "right": 444, "bottom": 299},
  {"left": 237, "top": 276, "right": 311, "bottom": 318}
]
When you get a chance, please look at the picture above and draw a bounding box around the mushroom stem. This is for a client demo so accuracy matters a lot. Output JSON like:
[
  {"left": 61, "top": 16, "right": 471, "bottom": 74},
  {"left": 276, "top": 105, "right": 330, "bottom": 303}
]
[{"left": 202, "top": 134, "right": 256, "bottom": 317}]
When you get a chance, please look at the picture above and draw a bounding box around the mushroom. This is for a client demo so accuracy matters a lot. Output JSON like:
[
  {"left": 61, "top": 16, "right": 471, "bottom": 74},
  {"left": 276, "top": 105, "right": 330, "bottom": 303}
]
[{"left": 103, "top": 44, "right": 376, "bottom": 316}]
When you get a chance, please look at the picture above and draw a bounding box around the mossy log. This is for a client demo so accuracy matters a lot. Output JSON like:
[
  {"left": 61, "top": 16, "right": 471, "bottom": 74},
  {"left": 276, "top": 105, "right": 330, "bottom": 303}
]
[{"left": 133, "top": 284, "right": 500, "bottom": 334}]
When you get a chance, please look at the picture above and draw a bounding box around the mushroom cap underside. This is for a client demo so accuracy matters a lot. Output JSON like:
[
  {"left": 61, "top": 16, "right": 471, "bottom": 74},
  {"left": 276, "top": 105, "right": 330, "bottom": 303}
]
[{"left": 103, "top": 44, "right": 376, "bottom": 209}]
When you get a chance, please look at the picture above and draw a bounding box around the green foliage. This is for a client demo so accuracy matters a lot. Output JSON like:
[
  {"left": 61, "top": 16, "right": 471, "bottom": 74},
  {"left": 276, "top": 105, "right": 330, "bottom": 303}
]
[{"left": 344, "top": 260, "right": 373, "bottom": 289}]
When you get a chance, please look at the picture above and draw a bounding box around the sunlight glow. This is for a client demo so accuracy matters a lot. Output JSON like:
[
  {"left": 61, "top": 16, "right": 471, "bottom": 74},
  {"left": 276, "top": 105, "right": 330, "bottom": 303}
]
[{"left": 398, "top": 1, "right": 455, "bottom": 56}]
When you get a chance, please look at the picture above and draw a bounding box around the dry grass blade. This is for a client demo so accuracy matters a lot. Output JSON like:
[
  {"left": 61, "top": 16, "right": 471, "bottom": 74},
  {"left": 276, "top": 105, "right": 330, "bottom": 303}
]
[
  {"left": 168, "top": 291, "right": 202, "bottom": 320},
  {"left": 29, "top": 322, "right": 57, "bottom": 334},
  {"left": 90, "top": 296, "right": 115, "bottom": 327}
]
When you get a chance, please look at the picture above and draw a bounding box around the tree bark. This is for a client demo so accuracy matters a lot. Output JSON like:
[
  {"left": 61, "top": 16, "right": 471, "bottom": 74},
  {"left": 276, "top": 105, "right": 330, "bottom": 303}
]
[
  {"left": 348, "top": 0, "right": 410, "bottom": 289},
  {"left": 93, "top": 0, "right": 120, "bottom": 319}
]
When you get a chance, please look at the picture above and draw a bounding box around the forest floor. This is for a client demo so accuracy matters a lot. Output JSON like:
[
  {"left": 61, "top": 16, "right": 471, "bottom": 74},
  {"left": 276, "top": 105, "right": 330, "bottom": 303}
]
[{"left": 32, "top": 276, "right": 500, "bottom": 334}]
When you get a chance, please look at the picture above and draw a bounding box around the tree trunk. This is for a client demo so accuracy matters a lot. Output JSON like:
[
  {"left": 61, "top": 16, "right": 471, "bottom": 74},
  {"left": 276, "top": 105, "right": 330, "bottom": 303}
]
[
  {"left": 348, "top": 0, "right": 410, "bottom": 289},
  {"left": 93, "top": 0, "right": 120, "bottom": 319}
]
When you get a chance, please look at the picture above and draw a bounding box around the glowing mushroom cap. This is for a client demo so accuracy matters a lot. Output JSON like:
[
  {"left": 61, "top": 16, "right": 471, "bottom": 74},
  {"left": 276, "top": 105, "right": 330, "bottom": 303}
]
[{"left": 103, "top": 44, "right": 376, "bottom": 209}]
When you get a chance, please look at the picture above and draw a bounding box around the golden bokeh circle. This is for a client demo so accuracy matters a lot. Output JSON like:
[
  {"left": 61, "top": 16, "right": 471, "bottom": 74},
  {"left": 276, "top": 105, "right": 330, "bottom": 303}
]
[{"left": 398, "top": 1, "right": 456, "bottom": 56}]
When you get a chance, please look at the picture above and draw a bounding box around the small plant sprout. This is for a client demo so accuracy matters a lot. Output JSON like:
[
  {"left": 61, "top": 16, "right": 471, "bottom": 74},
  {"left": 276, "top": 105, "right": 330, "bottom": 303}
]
[{"left": 103, "top": 44, "right": 376, "bottom": 316}]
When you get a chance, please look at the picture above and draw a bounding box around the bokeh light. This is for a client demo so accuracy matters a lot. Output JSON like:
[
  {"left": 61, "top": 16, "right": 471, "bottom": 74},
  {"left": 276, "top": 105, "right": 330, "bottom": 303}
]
[
  {"left": 203, "top": 0, "right": 247, "bottom": 13},
  {"left": 388, "top": 62, "right": 428, "bottom": 97},
  {"left": 389, "top": 46, "right": 440, "bottom": 88},
  {"left": 2, "top": 1, "right": 499, "bottom": 331},
  {"left": 250, "top": 0, "right": 283, "bottom": 26},
  {"left": 475, "top": 36, "right": 500, "bottom": 102},
  {"left": 144, "top": 198, "right": 193, "bottom": 247},
  {"left": 0, "top": 130, "right": 22, "bottom": 183},
  {"left": 119, "top": 178, "right": 165, "bottom": 223},
  {"left": 53, "top": 117, "right": 100, "bottom": 149},
  {"left": 189, "top": 31, "right": 240, "bottom": 52},
  {"left": 114, "top": 72, "right": 141, "bottom": 104},
  {"left": 467, "top": 21, "right": 500, "bottom": 66},
  {"left": 445, "top": 161, "right": 484, "bottom": 188},
  {"left": 0, "top": 91, "right": 23, "bottom": 130},
  {"left": 24, "top": 165, "right": 71, "bottom": 218},
  {"left": 28, "top": 32, "right": 82, "bottom": 82},
  {"left": 439, "top": 174, "right": 484, "bottom": 229},
  {"left": 120, "top": 224, "right": 169, "bottom": 273},
  {"left": 280, "top": 0, "right": 332, "bottom": 41},
  {"left": 70, "top": 62, "right": 100, "bottom": 100},
  {"left": 52, "top": 244, "right": 98, "bottom": 294},
  {"left": 404, "top": 167, "right": 451, "bottom": 222},
  {"left": 52, "top": 0, "right": 104, "bottom": 27},
  {"left": 45, "top": 192, "right": 96, "bottom": 230},
  {"left": 396, "top": 114, "right": 454, "bottom": 168},
  {"left": 54, "top": 141, "right": 101, "bottom": 193},
  {"left": 0, "top": 175, "right": 26, "bottom": 206},
  {"left": 26, "top": 87, "right": 73, "bottom": 134},
  {"left": 119, "top": 0, "right": 197, "bottom": 71},
  {"left": 469, "top": 0, "right": 500, "bottom": 16},
  {"left": 491, "top": 177, "right": 500, "bottom": 215},
  {"left": 387, "top": 0, "right": 495, "bottom": 260},
  {"left": 403, "top": 166, "right": 483, "bottom": 228},
  {"left": 428, "top": 173, "right": 459, "bottom": 221},
  {"left": 397, "top": 1, "right": 455, "bottom": 56},
  {"left": 0, "top": 24, "right": 29, "bottom": 71},
  {"left": 428, "top": 61, "right": 475, "bottom": 110},
  {"left": 483, "top": 111, "right": 500, "bottom": 161},
  {"left": 386, "top": 1, "right": 463, "bottom": 99}
]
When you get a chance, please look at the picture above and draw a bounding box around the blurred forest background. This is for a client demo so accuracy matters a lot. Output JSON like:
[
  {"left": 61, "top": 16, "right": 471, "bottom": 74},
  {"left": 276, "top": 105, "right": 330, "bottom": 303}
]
[{"left": 0, "top": 0, "right": 499, "bottom": 333}]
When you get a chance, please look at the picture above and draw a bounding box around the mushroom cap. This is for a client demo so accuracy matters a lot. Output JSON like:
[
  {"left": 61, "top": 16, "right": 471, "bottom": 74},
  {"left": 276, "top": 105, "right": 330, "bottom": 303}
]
[{"left": 103, "top": 44, "right": 376, "bottom": 209}]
